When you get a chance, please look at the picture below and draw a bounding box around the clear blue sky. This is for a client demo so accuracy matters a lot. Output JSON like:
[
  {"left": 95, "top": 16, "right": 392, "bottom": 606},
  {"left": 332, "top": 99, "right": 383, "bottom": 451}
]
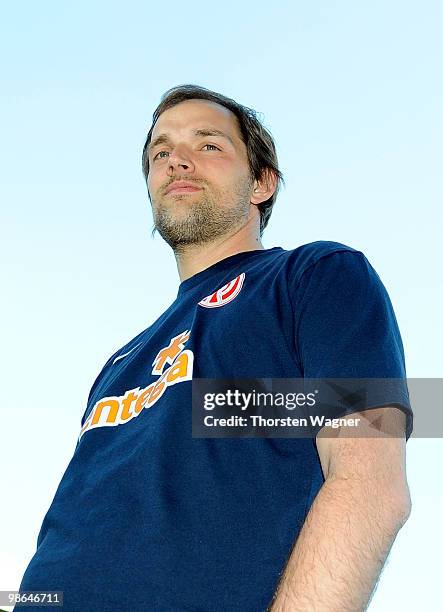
[{"left": 1, "top": 1, "right": 442, "bottom": 609}]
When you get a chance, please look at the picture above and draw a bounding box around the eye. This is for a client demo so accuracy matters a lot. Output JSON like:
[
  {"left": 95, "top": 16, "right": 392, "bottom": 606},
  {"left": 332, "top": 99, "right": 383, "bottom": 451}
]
[
  {"left": 153, "top": 150, "right": 169, "bottom": 160},
  {"left": 152, "top": 143, "right": 221, "bottom": 161}
]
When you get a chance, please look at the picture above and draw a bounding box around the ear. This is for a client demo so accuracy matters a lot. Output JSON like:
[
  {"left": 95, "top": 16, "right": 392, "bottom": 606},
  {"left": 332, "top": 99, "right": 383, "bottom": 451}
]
[{"left": 250, "top": 168, "right": 278, "bottom": 205}]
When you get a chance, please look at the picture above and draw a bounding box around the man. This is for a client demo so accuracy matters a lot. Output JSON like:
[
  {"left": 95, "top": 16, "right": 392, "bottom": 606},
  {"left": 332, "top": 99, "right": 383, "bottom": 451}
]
[{"left": 19, "top": 84, "right": 413, "bottom": 611}]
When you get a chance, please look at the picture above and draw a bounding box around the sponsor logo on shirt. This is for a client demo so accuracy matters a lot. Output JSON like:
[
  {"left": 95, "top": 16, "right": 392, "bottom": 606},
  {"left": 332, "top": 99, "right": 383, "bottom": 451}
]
[
  {"left": 198, "top": 273, "right": 245, "bottom": 308},
  {"left": 78, "top": 330, "right": 193, "bottom": 440}
]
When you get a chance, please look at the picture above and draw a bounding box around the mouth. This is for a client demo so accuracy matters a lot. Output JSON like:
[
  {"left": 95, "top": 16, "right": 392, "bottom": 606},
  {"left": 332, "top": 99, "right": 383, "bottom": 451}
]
[{"left": 166, "top": 186, "right": 202, "bottom": 195}]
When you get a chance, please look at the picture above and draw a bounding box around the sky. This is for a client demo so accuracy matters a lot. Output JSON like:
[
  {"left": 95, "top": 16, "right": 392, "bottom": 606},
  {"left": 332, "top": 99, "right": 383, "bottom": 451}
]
[{"left": 1, "top": 1, "right": 442, "bottom": 610}]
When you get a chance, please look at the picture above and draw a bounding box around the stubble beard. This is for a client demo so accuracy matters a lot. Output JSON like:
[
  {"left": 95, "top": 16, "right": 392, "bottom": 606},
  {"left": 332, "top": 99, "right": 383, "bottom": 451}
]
[{"left": 151, "top": 175, "right": 254, "bottom": 252}]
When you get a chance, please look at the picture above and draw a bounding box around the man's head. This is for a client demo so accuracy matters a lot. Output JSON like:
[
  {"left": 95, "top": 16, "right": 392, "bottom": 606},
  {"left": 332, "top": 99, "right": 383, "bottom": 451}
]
[{"left": 142, "top": 85, "right": 284, "bottom": 250}]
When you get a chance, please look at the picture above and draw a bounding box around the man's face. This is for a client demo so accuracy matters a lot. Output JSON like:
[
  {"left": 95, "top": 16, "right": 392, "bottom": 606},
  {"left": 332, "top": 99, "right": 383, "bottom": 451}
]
[{"left": 146, "top": 99, "right": 256, "bottom": 250}]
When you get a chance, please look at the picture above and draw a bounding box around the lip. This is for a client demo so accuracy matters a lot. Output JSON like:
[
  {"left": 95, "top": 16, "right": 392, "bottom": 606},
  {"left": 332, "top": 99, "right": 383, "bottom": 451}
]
[{"left": 164, "top": 182, "right": 202, "bottom": 195}]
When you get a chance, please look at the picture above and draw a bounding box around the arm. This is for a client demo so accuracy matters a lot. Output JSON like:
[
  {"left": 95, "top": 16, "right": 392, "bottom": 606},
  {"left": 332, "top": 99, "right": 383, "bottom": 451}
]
[{"left": 269, "top": 406, "right": 411, "bottom": 612}]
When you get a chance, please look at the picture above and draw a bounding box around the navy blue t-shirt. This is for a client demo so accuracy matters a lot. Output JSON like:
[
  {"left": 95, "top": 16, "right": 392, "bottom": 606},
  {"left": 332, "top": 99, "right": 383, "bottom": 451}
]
[{"left": 18, "top": 241, "right": 413, "bottom": 611}]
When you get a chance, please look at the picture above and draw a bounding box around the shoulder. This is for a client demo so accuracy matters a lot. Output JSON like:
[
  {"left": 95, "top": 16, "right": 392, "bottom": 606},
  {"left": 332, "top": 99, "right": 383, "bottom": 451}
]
[
  {"left": 275, "top": 240, "right": 368, "bottom": 286},
  {"left": 288, "top": 239, "right": 364, "bottom": 265}
]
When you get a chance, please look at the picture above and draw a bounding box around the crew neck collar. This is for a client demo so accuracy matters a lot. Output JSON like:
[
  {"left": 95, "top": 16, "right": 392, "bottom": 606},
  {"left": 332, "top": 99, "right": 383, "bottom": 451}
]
[{"left": 177, "top": 247, "right": 283, "bottom": 297}]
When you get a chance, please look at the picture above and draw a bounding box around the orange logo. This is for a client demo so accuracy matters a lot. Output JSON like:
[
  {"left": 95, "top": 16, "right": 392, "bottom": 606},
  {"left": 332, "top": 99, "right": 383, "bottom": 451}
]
[{"left": 78, "top": 330, "right": 193, "bottom": 440}]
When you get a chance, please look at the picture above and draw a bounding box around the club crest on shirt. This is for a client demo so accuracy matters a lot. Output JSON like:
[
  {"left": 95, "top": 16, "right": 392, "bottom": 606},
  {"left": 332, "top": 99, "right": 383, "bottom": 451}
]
[{"left": 198, "top": 273, "right": 245, "bottom": 308}]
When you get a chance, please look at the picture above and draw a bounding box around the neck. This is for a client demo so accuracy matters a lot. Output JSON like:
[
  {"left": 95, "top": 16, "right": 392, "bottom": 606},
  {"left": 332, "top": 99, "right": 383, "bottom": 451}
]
[{"left": 174, "top": 228, "right": 264, "bottom": 282}]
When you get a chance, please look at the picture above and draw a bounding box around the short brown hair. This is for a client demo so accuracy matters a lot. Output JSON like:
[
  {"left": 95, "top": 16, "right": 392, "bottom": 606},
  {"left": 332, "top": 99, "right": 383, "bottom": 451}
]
[{"left": 142, "top": 84, "right": 285, "bottom": 235}]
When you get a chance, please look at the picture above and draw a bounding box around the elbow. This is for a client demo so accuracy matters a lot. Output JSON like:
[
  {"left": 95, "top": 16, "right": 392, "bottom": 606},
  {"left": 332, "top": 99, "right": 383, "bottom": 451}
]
[
  {"left": 390, "top": 483, "right": 412, "bottom": 528},
  {"left": 398, "top": 492, "right": 412, "bottom": 526}
]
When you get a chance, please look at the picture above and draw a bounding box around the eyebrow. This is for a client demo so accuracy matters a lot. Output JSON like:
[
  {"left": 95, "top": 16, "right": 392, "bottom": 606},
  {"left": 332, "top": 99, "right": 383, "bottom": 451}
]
[{"left": 148, "top": 128, "right": 235, "bottom": 155}]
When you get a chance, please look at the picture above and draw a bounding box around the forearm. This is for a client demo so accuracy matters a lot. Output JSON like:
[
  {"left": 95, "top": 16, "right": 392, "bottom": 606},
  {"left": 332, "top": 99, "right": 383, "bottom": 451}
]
[{"left": 269, "top": 475, "right": 410, "bottom": 612}]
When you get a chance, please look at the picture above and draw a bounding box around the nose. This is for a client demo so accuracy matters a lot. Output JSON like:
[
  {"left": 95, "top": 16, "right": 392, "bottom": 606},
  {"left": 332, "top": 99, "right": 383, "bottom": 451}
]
[{"left": 167, "top": 145, "right": 195, "bottom": 174}]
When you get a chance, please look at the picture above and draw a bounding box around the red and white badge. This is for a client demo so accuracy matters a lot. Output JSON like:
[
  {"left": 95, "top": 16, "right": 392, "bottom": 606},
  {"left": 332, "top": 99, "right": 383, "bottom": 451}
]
[{"left": 198, "top": 273, "right": 245, "bottom": 308}]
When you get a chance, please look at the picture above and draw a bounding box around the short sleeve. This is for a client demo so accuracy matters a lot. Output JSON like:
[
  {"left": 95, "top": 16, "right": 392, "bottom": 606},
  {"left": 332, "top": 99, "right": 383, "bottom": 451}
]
[{"left": 293, "top": 250, "right": 413, "bottom": 439}]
